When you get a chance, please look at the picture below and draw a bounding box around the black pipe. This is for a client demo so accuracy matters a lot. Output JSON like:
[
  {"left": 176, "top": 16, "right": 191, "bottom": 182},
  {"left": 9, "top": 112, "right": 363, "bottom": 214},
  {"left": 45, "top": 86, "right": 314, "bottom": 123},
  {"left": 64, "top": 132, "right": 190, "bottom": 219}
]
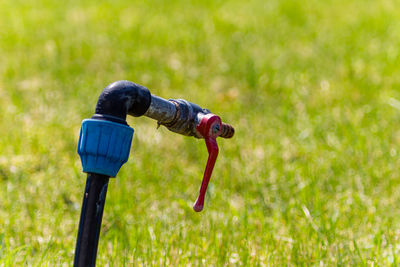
[
  {"left": 74, "top": 174, "right": 110, "bottom": 267},
  {"left": 92, "top": 80, "right": 151, "bottom": 123},
  {"left": 74, "top": 81, "right": 151, "bottom": 267}
]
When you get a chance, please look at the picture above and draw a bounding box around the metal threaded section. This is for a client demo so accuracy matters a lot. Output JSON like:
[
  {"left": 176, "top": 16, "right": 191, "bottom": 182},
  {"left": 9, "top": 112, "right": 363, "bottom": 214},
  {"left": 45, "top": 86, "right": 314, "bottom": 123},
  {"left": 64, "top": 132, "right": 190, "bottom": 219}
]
[{"left": 220, "top": 123, "right": 235, "bottom": 138}]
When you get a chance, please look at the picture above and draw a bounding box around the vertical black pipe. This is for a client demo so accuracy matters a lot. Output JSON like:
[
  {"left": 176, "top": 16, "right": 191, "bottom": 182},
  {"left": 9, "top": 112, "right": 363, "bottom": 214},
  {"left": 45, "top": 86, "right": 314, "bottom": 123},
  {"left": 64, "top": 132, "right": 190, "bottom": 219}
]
[{"left": 74, "top": 173, "right": 110, "bottom": 267}]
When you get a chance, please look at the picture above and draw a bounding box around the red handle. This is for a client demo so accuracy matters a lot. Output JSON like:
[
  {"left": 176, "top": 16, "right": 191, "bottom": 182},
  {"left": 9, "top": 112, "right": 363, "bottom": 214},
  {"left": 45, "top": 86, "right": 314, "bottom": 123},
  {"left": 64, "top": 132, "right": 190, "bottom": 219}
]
[{"left": 193, "top": 114, "right": 222, "bottom": 212}]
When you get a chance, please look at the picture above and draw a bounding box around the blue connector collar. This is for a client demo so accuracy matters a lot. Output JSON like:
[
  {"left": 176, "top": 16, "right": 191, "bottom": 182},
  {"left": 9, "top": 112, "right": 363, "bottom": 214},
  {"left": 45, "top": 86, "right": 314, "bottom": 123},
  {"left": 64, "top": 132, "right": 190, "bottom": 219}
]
[{"left": 77, "top": 119, "right": 134, "bottom": 177}]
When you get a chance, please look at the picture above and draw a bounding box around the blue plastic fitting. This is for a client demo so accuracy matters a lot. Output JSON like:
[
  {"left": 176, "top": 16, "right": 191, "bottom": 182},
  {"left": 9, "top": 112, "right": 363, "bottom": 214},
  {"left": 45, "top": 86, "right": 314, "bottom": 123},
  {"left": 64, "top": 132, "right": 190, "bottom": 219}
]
[{"left": 77, "top": 119, "right": 134, "bottom": 177}]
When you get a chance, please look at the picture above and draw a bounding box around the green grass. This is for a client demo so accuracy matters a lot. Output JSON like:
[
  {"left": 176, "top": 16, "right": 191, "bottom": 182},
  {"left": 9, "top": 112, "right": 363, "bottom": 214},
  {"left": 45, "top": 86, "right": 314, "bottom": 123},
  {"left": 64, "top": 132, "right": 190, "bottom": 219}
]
[{"left": 1, "top": 0, "right": 400, "bottom": 265}]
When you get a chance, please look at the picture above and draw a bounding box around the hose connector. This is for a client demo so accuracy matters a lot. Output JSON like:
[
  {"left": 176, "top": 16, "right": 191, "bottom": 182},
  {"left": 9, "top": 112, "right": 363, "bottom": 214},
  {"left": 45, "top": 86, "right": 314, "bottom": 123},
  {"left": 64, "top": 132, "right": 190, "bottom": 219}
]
[{"left": 77, "top": 119, "right": 134, "bottom": 177}]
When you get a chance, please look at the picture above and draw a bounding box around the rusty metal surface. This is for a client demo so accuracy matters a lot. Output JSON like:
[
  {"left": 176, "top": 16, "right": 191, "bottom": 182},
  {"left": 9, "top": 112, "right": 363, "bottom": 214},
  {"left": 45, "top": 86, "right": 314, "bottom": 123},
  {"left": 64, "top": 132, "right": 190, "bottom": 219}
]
[
  {"left": 144, "top": 94, "right": 177, "bottom": 124},
  {"left": 220, "top": 123, "right": 235, "bottom": 138},
  {"left": 144, "top": 94, "right": 235, "bottom": 139}
]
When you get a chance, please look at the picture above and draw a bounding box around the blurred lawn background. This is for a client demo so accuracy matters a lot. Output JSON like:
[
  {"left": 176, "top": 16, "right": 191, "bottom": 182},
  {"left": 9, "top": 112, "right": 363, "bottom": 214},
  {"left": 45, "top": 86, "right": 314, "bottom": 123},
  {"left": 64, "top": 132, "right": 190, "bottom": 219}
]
[{"left": 1, "top": 0, "right": 400, "bottom": 265}]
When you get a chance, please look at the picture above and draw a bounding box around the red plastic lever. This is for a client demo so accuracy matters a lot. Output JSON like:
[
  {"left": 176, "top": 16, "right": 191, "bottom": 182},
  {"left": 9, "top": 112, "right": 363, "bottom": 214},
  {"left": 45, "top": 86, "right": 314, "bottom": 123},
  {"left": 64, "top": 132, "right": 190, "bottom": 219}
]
[{"left": 193, "top": 114, "right": 222, "bottom": 212}]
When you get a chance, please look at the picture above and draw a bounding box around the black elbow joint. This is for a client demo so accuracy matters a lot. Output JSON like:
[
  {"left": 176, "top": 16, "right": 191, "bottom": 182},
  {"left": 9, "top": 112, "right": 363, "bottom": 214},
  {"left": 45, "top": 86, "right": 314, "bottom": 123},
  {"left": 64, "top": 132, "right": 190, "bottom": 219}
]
[{"left": 92, "top": 80, "right": 152, "bottom": 124}]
